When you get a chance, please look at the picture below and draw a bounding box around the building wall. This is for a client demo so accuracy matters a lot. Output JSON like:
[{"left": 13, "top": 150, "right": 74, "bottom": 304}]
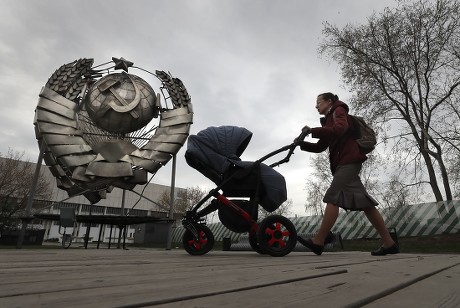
[
  {"left": 1, "top": 157, "right": 186, "bottom": 244},
  {"left": 39, "top": 203, "right": 146, "bottom": 244},
  {"left": 36, "top": 188, "right": 184, "bottom": 244}
]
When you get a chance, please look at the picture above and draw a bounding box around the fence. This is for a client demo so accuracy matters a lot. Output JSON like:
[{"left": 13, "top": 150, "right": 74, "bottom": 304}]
[{"left": 171, "top": 200, "right": 460, "bottom": 242}]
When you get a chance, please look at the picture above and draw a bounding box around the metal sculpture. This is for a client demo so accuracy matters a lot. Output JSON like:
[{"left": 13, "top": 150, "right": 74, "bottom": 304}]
[{"left": 34, "top": 57, "right": 193, "bottom": 204}]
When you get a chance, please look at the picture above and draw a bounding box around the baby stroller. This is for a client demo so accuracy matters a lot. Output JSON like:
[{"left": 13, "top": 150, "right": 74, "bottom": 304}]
[{"left": 182, "top": 125, "right": 306, "bottom": 257}]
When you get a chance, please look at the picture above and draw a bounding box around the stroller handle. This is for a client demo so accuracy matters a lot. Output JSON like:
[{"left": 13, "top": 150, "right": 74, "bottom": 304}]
[{"left": 261, "top": 129, "right": 309, "bottom": 168}]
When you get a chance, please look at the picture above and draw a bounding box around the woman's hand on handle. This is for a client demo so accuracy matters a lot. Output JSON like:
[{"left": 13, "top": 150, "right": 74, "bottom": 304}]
[{"left": 294, "top": 125, "right": 311, "bottom": 144}]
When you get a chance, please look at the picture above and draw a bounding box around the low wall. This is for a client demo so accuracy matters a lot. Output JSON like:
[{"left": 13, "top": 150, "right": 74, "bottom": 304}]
[
  {"left": 0, "top": 229, "right": 46, "bottom": 245},
  {"left": 171, "top": 200, "right": 460, "bottom": 242}
]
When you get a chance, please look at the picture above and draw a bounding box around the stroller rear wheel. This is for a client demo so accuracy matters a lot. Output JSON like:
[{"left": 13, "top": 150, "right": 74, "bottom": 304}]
[
  {"left": 182, "top": 224, "right": 215, "bottom": 256},
  {"left": 257, "top": 215, "right": 297, "bottom": 257}
]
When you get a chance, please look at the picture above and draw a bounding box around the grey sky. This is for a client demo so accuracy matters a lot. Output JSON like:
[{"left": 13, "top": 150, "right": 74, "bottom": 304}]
[{"left": 0, "top": 0, "right": 399, "bottom": 216}]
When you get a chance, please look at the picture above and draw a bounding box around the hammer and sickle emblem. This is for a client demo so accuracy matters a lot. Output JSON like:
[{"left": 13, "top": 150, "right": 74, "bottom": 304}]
[{"left": 97, "top": 73, "right": 141, "bottom": 119}]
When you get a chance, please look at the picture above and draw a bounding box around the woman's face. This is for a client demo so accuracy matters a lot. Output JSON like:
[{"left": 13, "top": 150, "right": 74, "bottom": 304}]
[{"left": 315, "top": 96, "right": 332, "bottom": 115}]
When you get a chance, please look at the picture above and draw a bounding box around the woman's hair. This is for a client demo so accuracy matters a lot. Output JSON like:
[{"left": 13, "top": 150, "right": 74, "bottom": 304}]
[{"left": 318, "top": 92, "right": 339, "bottom": 102}]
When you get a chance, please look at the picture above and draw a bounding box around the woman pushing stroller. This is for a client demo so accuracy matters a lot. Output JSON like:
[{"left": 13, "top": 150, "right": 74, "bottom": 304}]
[{"left": 295, "top": 92, "right": 399, "bottom": 256}]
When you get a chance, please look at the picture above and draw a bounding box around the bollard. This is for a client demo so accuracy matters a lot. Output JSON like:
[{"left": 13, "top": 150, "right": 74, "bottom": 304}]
[
  {"left": 222, "top": 237, "right": 231, "bottom": 251},
  {"left": 389, "top": 227, "right": 399, "bottom": 246}
]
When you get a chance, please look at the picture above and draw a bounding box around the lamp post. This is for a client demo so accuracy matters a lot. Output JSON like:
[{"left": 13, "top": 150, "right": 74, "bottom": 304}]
[
  {"left": 166, "top": 155, "right": 177, "bottom": 250},
  {"left": 16, "top": 140, "right": 46, "bottom": 249}
]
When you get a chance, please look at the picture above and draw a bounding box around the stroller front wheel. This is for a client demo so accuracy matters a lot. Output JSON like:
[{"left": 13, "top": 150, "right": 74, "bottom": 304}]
[
  {"left": 257, "top": 215, "right": 297, "bottom": 257},
  {"left": 182, "top": 224, "right": 215, "bottom": 256},
  {"left": 249, "top": 232, "right": 266, "bottom": 255}
]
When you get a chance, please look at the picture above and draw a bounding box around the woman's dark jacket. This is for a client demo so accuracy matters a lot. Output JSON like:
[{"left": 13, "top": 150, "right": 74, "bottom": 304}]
[{"left": 299, "top": 100, "right": 367, "bottom": 174}]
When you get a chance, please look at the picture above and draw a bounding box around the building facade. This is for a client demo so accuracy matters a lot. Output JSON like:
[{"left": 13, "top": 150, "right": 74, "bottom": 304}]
[{"left": 1, "top": 157, "right": 185, "bottom": 245}]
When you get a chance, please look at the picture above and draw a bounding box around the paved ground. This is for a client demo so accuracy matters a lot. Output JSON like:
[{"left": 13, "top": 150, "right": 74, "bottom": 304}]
[{"left": 1, "top": 248, "right": 459, "bottom": 307}]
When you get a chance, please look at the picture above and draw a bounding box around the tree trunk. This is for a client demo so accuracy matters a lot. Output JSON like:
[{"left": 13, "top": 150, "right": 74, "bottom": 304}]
[
  {"left": 432, "top": 150, "right": 453, "bottom": 200},
  {"left": 420, "top": 150, "right": 444, "bottom": 201}
]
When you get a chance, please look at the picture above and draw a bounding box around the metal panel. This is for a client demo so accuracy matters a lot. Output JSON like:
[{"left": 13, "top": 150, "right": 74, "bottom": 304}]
[
  {"left": 155, "top": 124, "right": 191, "bottom": 135},
  {"left": 39, "top": 87, "right": 78, "bottom": 110},
  {"left": 71, "top": 166, "right": 93, "bottom": 182},
  {"left": 36, "top": 110, "right": 78, "bottom": 128},
  {"left": 49, "top": 145, "right": 93, "bottom": 157},
  {"left": 159, "top": 114, "right": 193, "bottom": 127},
  {"left": 35, "top": 122, "right": 83, "bottom": 136},
  {"left": 145, "top": 133, "right": 188, "bottom": 145},
  {"left": 43, "top": 134, "right": 88, "bottom": 145},
  {"left": 160, "top": 106, "right": 191, "bottom": 119},
  {"left": 85, "top": 161, "right": 133, "bottom": 177},
  {"left": 58, "top": 154, "right": 96, "bottom": 167},
  {"left": 130, "top": 149, "right": 171, "bottom": 162},
  {"left": 37, "top": 97, "right": 76, "bottom": 119},
  {"left": 141, "top": 142, "right": 181, "bottom": 154}
]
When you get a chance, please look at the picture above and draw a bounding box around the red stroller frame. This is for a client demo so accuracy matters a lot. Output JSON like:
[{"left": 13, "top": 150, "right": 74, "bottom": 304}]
[{"left": 182, "top": 126, "right": 308, "bottom": 257}]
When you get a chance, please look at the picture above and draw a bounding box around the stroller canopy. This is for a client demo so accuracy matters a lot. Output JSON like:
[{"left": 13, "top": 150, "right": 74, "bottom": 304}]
[
  {"left": 185, "top": 126, "right": 287, "bottom": 212},
  {"left": 185, "top": 126, "right": 252, "bottom": 180}
]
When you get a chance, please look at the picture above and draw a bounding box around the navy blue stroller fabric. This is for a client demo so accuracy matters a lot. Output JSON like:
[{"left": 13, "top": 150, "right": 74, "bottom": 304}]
[{"left": 185, "top": 126, "right": 287, "bottom": 212}]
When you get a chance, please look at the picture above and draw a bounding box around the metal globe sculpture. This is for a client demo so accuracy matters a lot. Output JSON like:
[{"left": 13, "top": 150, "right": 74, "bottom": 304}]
[
  {"left": 85, "top": 73, "right": 159, "bottom": 133},
  {"left": 34, "top": 57, "right": 193, "bottom": 204}
]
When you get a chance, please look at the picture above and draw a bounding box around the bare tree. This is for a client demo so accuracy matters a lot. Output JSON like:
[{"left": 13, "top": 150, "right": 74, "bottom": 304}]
[
  {"left": 304, "top": 152, "right": 332, "bottom": 215},
  {"left": 159, "top": 186, "right": 207, "bottom": 215},
  {"left": 320, "top": 0, "right": 460, "bottom": 201},
  {"left": 0, "top": 149, "right": 52, "bottom": 231},
  {"left": 303, "top": 150, "right": 420, "bottom": 213},
  {"left": 303, "top": 152, "right": 383, "bottom": 213},
  {"left": 258, "top": 199, "right": 293, "bottom": 219},
  {"left": 160, "top": 185, "right": 293, "bottom": 221},
  {"left": 449, "top": 152, "right": 460, "bottom": 198}
]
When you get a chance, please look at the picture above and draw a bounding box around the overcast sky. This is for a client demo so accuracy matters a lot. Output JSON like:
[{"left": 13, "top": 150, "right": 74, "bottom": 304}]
[{"left": 0, "top": 0, "right": 400, "bottom": 217}]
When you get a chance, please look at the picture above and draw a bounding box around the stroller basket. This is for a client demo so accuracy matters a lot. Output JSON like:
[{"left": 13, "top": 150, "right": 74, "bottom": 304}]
[{"left": 185, "top": 126, "right": 287, "bottom": 212}]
